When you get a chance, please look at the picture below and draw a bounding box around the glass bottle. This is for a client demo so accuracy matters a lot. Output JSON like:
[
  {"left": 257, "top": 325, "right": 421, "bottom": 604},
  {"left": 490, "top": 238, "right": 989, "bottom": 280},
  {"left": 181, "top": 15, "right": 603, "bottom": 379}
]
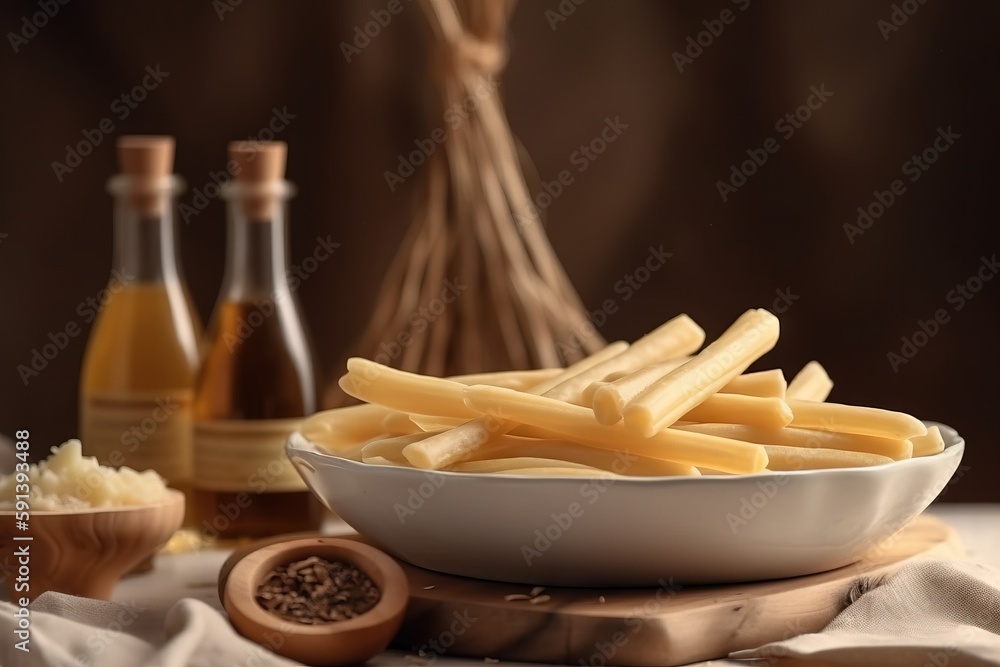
[
  {"left": 193, "top": 140, "right": 323, "bottom": 538},
  {"left": 80, "top": 135, "right": 202, "bottom": 511}
]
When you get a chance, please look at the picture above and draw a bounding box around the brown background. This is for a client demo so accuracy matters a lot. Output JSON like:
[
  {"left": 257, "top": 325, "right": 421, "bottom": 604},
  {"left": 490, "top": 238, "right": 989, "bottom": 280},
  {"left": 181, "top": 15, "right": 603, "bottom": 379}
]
[{"left": 0, "top": 1, "right": 997, "bottom": 500}]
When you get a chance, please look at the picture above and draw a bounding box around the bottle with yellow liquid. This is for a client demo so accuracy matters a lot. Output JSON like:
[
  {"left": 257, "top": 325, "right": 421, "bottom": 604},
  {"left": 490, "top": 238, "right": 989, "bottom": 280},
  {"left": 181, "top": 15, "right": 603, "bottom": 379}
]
[
  {"left": 79, "top": 135, "right": 202, "bottom": 511},
  {"left": 193, "top": 140, "right": 323, "bottom": 538}
]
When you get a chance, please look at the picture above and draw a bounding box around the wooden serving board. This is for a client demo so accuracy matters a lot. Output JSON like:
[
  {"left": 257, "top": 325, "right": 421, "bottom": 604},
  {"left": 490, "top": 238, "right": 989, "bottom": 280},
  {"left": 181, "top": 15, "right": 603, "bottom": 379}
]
[
  {"left": 391, "top": 515, "right": 961, "bottom": 666},
  {"left": 220, "top": 515, "right": 962, "bottom": 667}
]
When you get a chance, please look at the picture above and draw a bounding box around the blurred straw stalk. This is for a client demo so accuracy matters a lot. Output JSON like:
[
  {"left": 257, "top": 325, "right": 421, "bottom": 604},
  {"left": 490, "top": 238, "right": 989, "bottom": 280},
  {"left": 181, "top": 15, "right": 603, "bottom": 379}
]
[{"left": 328, "top": 0, "right": 604, "bottom": 404}]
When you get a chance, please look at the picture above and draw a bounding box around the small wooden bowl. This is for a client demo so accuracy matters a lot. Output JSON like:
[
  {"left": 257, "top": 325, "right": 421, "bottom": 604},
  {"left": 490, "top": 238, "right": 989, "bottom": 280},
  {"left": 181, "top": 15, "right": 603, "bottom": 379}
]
[
  {"left": 0, "top": 490, "right": 184, "bottom": 601},
  {"left": 223, "top": 537, "right": 408, "bottom": 667}
]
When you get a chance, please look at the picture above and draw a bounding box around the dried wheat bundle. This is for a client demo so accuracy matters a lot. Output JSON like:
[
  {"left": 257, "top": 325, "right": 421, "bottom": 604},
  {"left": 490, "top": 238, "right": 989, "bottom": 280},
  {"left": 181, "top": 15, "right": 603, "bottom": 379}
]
[{"left": 332, "top": 0, "right": 603, "bottom": 402}]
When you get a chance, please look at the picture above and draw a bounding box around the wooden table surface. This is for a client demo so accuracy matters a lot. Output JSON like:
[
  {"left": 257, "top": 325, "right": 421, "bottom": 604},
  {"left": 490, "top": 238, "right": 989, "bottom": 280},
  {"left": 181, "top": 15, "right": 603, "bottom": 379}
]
[{"left": 117, "top": 504, "right": 1000, "bottom": 667}]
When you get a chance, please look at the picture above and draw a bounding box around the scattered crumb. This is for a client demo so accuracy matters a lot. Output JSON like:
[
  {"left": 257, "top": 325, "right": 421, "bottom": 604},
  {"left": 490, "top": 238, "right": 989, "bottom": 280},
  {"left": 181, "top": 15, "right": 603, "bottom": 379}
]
[
  {"left": 505, "top": 588, "right": 552, "bottom": 605},
  {"left": 598, "top": 596, "right": 606, "bottom": 604},
  {"left": 162, "top": 529, "right": 207, "bottom": 554}
]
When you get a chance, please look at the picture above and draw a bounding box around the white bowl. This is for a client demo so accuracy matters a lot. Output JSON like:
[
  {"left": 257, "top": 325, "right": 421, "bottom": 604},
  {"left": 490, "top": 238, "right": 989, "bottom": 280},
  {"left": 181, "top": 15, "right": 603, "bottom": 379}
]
[{"left": 286, "top": 423, "right": 964, "bottom": 586}]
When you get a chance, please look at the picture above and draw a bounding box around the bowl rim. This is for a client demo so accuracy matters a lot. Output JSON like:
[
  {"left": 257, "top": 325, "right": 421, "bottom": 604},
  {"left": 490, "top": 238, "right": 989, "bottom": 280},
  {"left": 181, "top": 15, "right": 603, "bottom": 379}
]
[
  {"left": 286, "top": 421, "right": 964, "bottom": 485},
  {"left": 0, "top": 487, "right": 185, "bottom": 516}
]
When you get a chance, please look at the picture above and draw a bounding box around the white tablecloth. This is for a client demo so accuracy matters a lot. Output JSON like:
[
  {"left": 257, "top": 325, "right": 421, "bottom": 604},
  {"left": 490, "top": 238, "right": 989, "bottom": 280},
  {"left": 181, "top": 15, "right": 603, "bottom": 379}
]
[{"left": 98, "top": 503, "right": 1000, "bottom": 667}]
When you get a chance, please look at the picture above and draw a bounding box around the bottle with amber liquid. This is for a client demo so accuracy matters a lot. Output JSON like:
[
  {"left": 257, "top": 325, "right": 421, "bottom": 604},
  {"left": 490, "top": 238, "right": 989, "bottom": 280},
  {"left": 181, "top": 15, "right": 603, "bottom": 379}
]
[
  {"left": 80, "top": 136, "right": 202, "bottom": 511},
  {"left": 193, "top": 141, "right": 323, "bottom": 538}
]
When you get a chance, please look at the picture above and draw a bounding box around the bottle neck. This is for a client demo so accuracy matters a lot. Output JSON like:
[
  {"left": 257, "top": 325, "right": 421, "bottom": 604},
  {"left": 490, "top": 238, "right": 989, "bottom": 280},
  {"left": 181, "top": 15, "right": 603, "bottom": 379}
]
[
  {"left": 110, "top": 176, "right": 184, "bottom": 285},
  {"left": 220, "top": 203, "right": 292, "bottom": 300}
]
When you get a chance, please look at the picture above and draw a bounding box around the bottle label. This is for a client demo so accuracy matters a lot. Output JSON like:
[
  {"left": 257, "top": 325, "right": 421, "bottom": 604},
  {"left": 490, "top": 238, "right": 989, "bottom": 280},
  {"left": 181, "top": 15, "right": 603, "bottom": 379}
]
[
  {"left": 80, "top": 390, "right": 194, "bottom": 484},
  {"left": 192, "top": 418, "right": 306, "bottom": 493}
]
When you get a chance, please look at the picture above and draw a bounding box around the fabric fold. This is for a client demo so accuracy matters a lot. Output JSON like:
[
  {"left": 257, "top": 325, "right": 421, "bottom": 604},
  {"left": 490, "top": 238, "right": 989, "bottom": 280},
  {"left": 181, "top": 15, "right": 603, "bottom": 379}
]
[
  {"left": 0, "top": 593, "right": 301, "bottom": 667},
  {"left": 731, "top": 559, "right": 1000, "bottom": 666}
]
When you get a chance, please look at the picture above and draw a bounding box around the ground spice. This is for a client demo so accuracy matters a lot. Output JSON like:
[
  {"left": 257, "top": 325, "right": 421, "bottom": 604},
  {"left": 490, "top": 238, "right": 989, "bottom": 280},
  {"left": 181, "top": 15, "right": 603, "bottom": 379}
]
[{"left": 256, "top": 556, "right": 380, "bottom": 625}]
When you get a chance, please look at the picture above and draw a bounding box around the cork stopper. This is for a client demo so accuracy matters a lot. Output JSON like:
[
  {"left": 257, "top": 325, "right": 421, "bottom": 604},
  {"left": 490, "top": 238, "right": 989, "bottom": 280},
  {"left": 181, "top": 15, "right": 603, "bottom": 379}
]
[
  {"left": 229, "top": 141, "right": 287, "bottom": 220},
  {"left": 117, "top": 135, "right": 175, "bottom": 217}
]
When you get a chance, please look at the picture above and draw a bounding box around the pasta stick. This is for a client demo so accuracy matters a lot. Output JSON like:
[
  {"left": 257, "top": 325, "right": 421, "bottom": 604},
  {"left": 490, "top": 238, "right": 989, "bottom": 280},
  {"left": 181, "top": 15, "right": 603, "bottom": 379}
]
[
  {"left": 594, "top": 366, "right": 786, "bottom": 426},
  {"left": 381, "top": 410, "right": 422, "bottom": 435},
  {"left": 461, "top": 385, "right": 768, "bottom": 474},
  {"left": 680, "top": 395, "right": 793, "bottom": 430},
  {"left": 301, "top": 404, "right": 392, "bottom": 457},
  {"left": 582, "top": 380, "right": 613, "bottom": 407},
  {"left": 786, "top": 361, "right": 833, "bottom": 402},
  {"left": 517, "top": 342, "right": 631, "bottom": 395},
  {"left": 592, "top": 360, "right": 689, "bottom": 425},
  {"left": 410, "top": 415, "right": 702, "bottom": 470},
  {"left": 402, "top": 323, "right": 686, "bottom": 468},
  {"left": 446, "top": 368, "right": 562, "bottom": 390},
  {"left": 409, "top": 414, "right": 700, "bottom": 471},
  {"left": 403, "top": 341, "right": 631, "bottom": 469},
  {"left": 489, "top": 467, "right": 621, "bottom": 477},
  {"left": 344, "top": 365, "right": 563, "bottom": 421},
  {"left": 362, "top": 455, "right": 412, "bottom": 467},
  {"left": 341, "top": 358, "right": 571, "bottom": 423},
  {"left": 762, "top": 445, "right": 892, "bottom": 470},
  {"left": 544, "top": 314, "right": 706, "bottom": 403},
  {"left": 674, "top": 423, "right": 913, "bottom": 460},
  {"left": 408, "top": 414, "right": 467, "bottom": 432},
  {"left": 582, "top": 368, "right": 638, "bottom": 408},
  {"left": 624, "top": 309, "right": 780, "bottom": 437},
  {"left": 316, "top": 441, "right": 366, "bottom": 461},
  {"left": 910, "top": 425, "right": 945, "bottom": 457},
  {"left": 787, "top": 399, "right": 927, "bottom": 439},
  {"left": 301, "top": 403, "right": 391, "bottom": 440},
  {"left": 718, "top": 369, "right": 787, "bottom": 399},
  {"left": 361, "top": 431, "right": 442, "bottom": 463},
  {"left": 581, "top": 367, "right": 648, "bottom": 406},
  {"left": 340, "top": 358, "right": 480, "bottom": 419},
  {"left": 448, "top": 457, "right": 600, "bottom": 473},
  {"left": 463, "top": 436, "right": 699, "bottom": 476}
]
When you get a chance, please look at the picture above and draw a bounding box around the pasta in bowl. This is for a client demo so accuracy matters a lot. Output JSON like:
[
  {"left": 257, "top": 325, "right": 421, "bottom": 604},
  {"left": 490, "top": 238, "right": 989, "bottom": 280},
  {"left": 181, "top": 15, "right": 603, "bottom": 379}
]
[
  {"left": 286, "top": 422, "right": 962, "bottom": 586},
  {"left": 287, "top": 310, "right": 965, "bottom": 585}
]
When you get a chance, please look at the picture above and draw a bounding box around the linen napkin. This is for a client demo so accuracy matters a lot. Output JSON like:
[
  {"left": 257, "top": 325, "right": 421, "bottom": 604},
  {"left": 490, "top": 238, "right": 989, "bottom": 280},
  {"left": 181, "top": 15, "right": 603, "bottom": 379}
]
[
  {"left": 5, "top": 558, "right": 999, "bottom": 666},
  {"left": 0, "top": 592, "right": 303, "bottom": 667},
  {"left": 731, "top": 558, "right": 1000, "bottom": 666}
]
